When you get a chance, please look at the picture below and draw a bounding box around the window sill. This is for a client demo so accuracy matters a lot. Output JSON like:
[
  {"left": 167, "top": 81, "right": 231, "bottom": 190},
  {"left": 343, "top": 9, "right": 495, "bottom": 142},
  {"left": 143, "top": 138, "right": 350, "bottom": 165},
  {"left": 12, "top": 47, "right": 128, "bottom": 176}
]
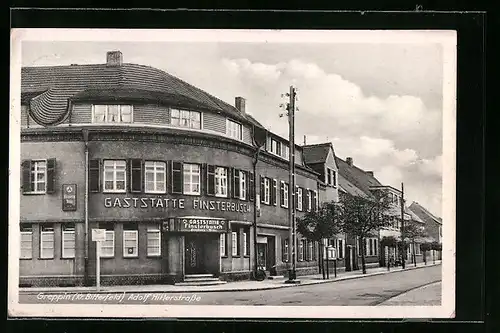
[
  {"left": 221, "top": 255, "right": 228, "bottom": 259},
  {"left": 103, "top": 190, "right": 127, "bottom": 194},
  {"left": 20, "top": 257, "right": 32, "bottom": 260},
  {"left": 215, "top": 194, "right": 229, "bottom": 199},
  {"left": 183, "top": 192, "right": 202, "bottom": 196},
  {"left": 232, "top": 255, "right": 241, "bottom": 258},
  {"left": 39, "top": 257, "right": 54, "bottom": 260},
  {"left": 23, "top": 192, "right": 46, "bottom": 196},
  {"left": 61, "top": 257, "right": 75, "bottom": 260},
  {"left": 145, "top": 191, "right": 167, "bottom": 195},
  {"left": 244, "top": 255, "right": 250, "bottom": 258}
]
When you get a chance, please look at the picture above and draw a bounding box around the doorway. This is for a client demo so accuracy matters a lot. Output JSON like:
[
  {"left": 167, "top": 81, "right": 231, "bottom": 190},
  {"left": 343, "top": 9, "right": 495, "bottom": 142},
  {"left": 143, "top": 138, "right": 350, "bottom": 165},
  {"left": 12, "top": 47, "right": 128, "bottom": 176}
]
[
  {"left": 185, "top": 234, "right": 206, "bottom": 274},
  {"left": 257, "top": 243, "right": 267, "bottom": 270}
]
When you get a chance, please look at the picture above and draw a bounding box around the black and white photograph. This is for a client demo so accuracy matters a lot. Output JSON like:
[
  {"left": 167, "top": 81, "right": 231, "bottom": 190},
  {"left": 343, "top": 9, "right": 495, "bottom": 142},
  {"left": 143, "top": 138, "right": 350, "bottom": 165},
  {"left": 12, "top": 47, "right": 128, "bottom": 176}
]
[{"left": 8, "top": 29, "right": 456, "bottom": 318}]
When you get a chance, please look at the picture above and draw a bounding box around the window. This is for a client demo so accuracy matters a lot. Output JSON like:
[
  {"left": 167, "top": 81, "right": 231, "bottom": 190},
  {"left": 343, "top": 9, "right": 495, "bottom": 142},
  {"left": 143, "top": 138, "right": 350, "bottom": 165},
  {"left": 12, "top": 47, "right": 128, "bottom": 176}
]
[
  {"left": 40, "top": 225, "right": 54, "bottom": 259},
  {"left": 62, "top": 224, "right": 76, "bottom": 258},
  {"left": 100, "top": 225, "right": 115, "bottom": 258},
  {"left": 308, "top": 240, "right": 313, "bottom": 261},
  {"left": 227, "top": 119, "right": 242, "bottom": 140},
  {"left": 183, "top": 163, "right": 201, "bottom": 195},
  {"left": 220, "top": 233, "right": 227, "bottom": 257},
  {"left": 171, "top": 109, "right": 201, "bottom": 129},
  {"left": 281, "top": 181, "right": 289, "bottom": 208},
  {"left": 243, "top": 229, "right": 250, "bottom": 256},
  {"left": 337, "top": 239, "right": 344, "bottom": 259},
  {"left": 145, "top": 161, "right": 166, "bottom": 193},
  {"left": 103, "top": 160, "right": 126, "bottom": 193},
  {"left": 282, "top": 238, "right": 289, "bottom": 262},
  {"left": 271, "top": 139, "right": 281, "bottom": 155},
  {"left": 239, "top": 171, "right": 247, "bottom": 200},
  {"left": 232, "top": 228, "right": 240, "bottom": 256},
  {"left": 331, "top": 170, "right": 337, "bottom": 186},
  {"left": 313, "top": 190, "right": 318, "bottom": 210},
  {"left": 215, "top": 167, "right": 228, "bottom": 198},
  {"left": 296, "top": 186, "right": 303, "bottom": 211},
  {"left": 147, "top": 225, "right": 161, "bottom": 256},
  {"left": 31, "top": 160, "right": 47, "bottom": 193},
  {"left": 298, "top": 239, "right": 305, "bottom": 261},
  {"left": 415, "top": 243, "right": 421, "bottom": 255},
  {"left": 22, "top": 159, "right": 56, "bottom": 195},
  {"left": 20, "top": 224, "right": 32, "bottom": 259},
  {"left": 369, "top": 239, "right": 373, "bottom": 256},
  {"left": 374, "top": 239, "right": 378, "bottom": 256},
  {"left": 283, "top": 145, "right": 290, "bottom": 159},
  {"left": 93, "top": 105, "right": 132, "bottom": 123},
  {"left": 123, "top": 225, "right": 138, "bottom": 258},
  {"left": 272, "top": 179, "right": 278, "bottom": 206},
  {"left": 261, "top": 177, "right": 270, "bottom": 204}
]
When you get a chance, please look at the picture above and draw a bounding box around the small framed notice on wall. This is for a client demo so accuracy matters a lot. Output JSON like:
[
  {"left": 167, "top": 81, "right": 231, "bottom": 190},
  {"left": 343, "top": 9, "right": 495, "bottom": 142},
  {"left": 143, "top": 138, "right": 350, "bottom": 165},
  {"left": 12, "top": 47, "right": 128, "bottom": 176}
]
[{"left": 62, "top": 184, "right": 77, "bottom": 211}]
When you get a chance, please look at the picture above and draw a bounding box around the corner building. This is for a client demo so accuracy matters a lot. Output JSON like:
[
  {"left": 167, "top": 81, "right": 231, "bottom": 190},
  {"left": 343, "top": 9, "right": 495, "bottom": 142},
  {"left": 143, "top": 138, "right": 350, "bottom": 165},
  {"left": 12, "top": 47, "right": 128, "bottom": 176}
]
[{"left": 19, "top": 51, "right": 327, "bottom": 286}]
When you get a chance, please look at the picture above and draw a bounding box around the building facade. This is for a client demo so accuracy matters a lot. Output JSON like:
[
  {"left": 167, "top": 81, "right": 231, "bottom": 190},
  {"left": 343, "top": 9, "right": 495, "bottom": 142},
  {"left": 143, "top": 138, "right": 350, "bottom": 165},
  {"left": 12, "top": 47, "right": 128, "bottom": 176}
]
[{"left": 19, "top": 51, "right": 324, "bottom": 287}]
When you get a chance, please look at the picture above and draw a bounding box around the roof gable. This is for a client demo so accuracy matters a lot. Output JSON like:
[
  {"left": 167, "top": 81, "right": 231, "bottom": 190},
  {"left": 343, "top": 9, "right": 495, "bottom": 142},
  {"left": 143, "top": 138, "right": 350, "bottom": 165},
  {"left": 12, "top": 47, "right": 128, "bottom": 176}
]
[
  {"left": 303, "top": 143, "right": 332, "bottom": 164},
  {"left": 335, "top": 156, "right": 383, "bottom": 197},
  {"left": 408, "top": 202, "right": 442, "bottom": 225}
]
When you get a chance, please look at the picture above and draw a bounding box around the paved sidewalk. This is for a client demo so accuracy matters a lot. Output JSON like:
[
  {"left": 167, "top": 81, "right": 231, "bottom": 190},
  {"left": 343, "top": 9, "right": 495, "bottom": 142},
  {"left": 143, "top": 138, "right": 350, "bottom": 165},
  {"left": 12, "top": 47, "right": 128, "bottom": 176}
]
[
  {"left": 377, "top": 281, "right": 442, "bottom": 306},
  {"left": 20, "top": 261, "right": 441, "bottom": 294}
]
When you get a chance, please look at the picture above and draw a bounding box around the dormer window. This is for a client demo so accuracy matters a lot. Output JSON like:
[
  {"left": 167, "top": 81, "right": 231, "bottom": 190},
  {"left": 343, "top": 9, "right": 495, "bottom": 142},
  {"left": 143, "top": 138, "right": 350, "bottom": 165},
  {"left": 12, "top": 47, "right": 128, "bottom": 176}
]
[
  {"left": 93, "top": 105, "right": 133, "bottom": 123},
  {"left": 271, "top": 138, "right": 281, "bottom": 155},
  {"left": 171, "top": 109, "right": 201, "bottom": 129},
  {"left": 326, "top": 168, "right": 337, "bottom": 187},
  {"left": 227, "top": 119, "right": 242, "bottom": 140}
]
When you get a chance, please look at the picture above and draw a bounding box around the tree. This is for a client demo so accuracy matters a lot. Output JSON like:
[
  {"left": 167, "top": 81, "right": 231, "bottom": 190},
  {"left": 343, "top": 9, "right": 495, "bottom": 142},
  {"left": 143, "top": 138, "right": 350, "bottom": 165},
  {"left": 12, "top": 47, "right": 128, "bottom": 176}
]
[
  {"left": 338, "top": 191, "right": 393, "bottom": 274},
  {"left": 402, "top": 221, "right": 428, "bottom": 267},
  {"left": 297, "top": 201, "right": 342, "bottom": 279},
  {"left": 420, "top": 242, "right": 432, "bottom": 265}
]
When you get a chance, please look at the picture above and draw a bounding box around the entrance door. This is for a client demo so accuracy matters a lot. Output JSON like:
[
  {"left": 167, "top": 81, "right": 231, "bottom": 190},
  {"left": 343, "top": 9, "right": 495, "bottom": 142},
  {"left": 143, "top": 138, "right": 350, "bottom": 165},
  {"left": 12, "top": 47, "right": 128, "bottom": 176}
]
[
  {"left": 257, "top": 243, "right": 267, "bottom": 270},
  {"left": 185, "top": 234, "right": 205, "bottom": 274},
  {"left": 266, "top": 237, "right": 275, "bottom": 272}
]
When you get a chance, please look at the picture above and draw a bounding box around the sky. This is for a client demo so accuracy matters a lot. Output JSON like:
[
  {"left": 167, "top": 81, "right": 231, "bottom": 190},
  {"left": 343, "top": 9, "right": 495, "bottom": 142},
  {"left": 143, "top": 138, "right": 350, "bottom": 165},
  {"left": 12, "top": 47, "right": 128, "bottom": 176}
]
[{"left": 21, "top": 37, "right": 446, "bottom": 217}]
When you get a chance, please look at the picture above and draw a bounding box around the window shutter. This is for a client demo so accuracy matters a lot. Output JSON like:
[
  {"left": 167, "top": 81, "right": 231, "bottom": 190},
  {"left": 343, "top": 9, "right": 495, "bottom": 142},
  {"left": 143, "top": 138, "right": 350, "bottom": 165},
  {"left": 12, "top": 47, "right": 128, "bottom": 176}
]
[
  {"left": 248, "top": 172, "right": 254, "bottom": 201},
  {"left": 206, "top": 164, "right": 215, "bottom": 196},
  {"left": 282, "top": 238, "right": 287, "bottom": 262},
  {"left": 280, "top": 181, "right": 285, "bottom": 207},
  {"left": 89, "top": 159, "right": 101, "bottom": 193},
  {"left": 233, "top": 169, "right": 240, "bottom": 199},
  {"left": 46, "top": 158, "right": 56, "bottom": 194},
  {"left": 260, "top": 176, "right": 265, "bottom": 203},
  {"left": 21, "top": 160, "right": 32, "bottom": 193},
  {"left": 129, "top": 159, "right": 143, "bottom": 193},
  {"left": 312, "top": 191, "right": 317, "bottom": 211},
  {"left": 295, "top": 186, "right": 299, "bottom": 211},
  {"left": 171, "top": 161, "right": 183, "bottom": 194}
]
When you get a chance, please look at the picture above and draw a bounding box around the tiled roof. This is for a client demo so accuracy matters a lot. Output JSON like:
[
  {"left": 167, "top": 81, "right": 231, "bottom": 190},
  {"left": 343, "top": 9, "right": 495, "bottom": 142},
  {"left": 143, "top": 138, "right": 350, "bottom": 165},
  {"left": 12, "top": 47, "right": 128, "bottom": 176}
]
[
  {"left": 408, "top": 202, "right": 442, "bottom": 225},
  {"left": 335, "top": 156, "right": 383, "bottom": 197},
  {"left": 302, "top": 143, "right": 332, "bottom": 164},
  {"left": 21, "top": 63, "right": 262, "bottom": 127},
  {"left": 338, "top": 174, "right": 370, "bottom": 199}
]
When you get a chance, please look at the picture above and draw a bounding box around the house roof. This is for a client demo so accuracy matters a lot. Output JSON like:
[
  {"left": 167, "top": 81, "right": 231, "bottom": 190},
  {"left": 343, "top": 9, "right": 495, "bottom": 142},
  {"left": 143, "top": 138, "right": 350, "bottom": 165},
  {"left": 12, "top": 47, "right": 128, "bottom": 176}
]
[
  {"left": 302, "top": 143, "right": 332, "bottom": 164},
  {"left": 21, "top": 62, "right": 264, "bottom": 128},
  {"left": 335, "top": 156, "right": 383, "bottom": 197},
  {"left": 408, "top": 202, "right": 442, "bottom": 225},
  {"left": 338, "top": 174, "right": 370, "bottom": 199}
]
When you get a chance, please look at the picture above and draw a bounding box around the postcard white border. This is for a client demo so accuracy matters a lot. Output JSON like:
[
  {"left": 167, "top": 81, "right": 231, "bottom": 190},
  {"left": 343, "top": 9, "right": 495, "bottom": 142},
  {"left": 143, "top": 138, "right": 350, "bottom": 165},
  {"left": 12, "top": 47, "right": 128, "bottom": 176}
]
[{"left": 9, "top": 28, "right": 456, "bottom": 319}]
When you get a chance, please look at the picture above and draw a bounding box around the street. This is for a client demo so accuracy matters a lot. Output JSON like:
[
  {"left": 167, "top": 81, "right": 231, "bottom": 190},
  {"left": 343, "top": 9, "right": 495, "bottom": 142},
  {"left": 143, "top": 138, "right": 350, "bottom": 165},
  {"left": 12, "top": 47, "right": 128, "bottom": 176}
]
[{"left": 19, "top": 265, "right": 441, "bottom": 306}]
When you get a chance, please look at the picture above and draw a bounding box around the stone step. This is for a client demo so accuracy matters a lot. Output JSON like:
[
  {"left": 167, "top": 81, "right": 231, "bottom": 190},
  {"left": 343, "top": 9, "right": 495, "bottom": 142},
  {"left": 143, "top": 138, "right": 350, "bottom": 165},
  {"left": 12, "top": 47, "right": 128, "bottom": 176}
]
[
  {"left": 183, "top": 277, "right": 220, "bottom": 282},
  {"left": 185, "top": 274, "right": 214, "bottom": 279},
  {"left": 267, "top": 275, "right": 285, "bottom": 280},
  {"left": 175, "top": 280, "right": 227, "bottom": 286}
]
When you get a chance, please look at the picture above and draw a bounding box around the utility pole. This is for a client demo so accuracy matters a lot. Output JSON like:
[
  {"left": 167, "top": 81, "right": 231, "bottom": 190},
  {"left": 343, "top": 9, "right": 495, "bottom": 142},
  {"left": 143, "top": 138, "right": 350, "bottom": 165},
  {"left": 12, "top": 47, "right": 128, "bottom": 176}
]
[
  {"left": 400, "top": 182, "right": 406, "bottom": 269},
  {"left": 282, "top": 86, "right": 298, "bottom": 283}
]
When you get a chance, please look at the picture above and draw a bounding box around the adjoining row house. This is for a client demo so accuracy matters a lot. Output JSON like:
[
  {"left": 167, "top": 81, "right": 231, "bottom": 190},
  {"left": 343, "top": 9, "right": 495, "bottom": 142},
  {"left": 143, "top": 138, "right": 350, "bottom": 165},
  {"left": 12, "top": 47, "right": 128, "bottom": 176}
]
[
  {"left": 18, "top": 50, "right": 440, "bottom": 287},
  {"left": 19, "top": 50, "right": 330, "bottom": 287},
  {"left": 408, "top": 201, "right": 443, "bottom": 261}
]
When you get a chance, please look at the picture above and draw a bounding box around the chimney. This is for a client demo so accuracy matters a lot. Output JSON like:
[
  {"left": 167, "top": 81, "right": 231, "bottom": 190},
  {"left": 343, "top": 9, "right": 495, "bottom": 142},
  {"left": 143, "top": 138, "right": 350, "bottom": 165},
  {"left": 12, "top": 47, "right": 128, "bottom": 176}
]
[
  {"left": 346, "top": 157, "right": 353, "bottom": 166},
  {"left": 366, "top": 171, "right": 374, "bottom": 177},
  {"left": 106, "top": 51, "right": 123, "bottom": 66},
  {"left": 235, "top": 97, "right": 246, "bottom": 114},
  {"left": 303, "top": 135, "right": 307, "bottom": 145}
]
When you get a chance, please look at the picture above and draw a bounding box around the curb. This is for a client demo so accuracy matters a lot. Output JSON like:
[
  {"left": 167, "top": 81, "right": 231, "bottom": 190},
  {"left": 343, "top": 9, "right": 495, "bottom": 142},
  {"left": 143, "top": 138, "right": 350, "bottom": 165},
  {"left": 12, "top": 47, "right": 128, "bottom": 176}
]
[{"left": 19, "top": 263, "right": 441, "bottom": 295}]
